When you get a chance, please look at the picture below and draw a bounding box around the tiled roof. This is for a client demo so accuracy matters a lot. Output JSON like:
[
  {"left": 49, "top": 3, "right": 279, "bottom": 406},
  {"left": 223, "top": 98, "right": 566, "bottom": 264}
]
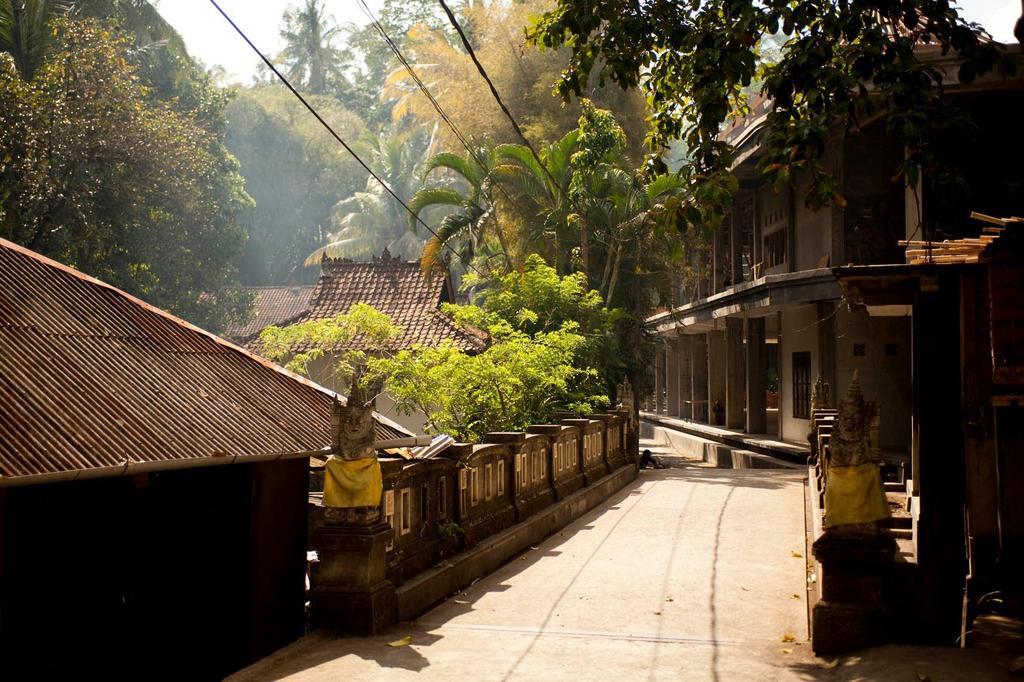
[
  {"left": 291, "top": 250, "right": 487, "bottom": 353},
  {"left": 0, "top": 239, "right": 410, "bottom": 485},
  {"left": 222, "top": 285, "right": 314, "bottom": 342}
]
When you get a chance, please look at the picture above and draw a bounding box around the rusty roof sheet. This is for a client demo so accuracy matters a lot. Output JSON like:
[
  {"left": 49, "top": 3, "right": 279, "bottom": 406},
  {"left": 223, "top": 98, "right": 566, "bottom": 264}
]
[
  {"left": 223, "top": 286, "right": 315, "bottom": 342},
  {"left": 267, "top": 250, "right": 487, "bottom": 354},
  {"left": 0, "top": 239, "right": 409, "bottom": 484}
]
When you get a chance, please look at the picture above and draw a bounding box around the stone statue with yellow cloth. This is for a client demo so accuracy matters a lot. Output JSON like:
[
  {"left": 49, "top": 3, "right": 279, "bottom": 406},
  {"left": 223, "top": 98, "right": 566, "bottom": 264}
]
[{"left": 323, "top": 396, "right": 383, "bottom": 509}]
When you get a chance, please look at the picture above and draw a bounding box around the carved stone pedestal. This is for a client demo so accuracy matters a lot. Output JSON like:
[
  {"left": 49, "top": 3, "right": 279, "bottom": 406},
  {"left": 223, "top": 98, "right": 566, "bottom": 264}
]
[
  {"left": 811, "top": 530, "right": 896, "bottom": 654},
  {"left": 309, "top": 509, "right": 397, "bottom": 635}
]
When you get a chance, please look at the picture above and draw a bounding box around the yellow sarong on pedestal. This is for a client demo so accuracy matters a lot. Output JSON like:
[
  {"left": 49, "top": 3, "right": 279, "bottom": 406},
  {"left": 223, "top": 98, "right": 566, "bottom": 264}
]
[
  {"left": 323, "top": 456, "right": 383, "bottom": 508},
  {"left": 824, "top": 462, "right": 890, "bottom": 528}
]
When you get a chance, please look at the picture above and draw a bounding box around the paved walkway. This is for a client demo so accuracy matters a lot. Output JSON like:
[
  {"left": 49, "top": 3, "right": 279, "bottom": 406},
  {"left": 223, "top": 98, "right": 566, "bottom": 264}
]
[{"left": 230, "top": 447, "right": 1016, "bottom": 681}]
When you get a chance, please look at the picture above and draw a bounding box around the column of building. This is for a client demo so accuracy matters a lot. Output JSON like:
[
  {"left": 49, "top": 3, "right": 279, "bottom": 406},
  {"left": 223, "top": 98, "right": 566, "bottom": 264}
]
[
  {"left": 691, "top": 334, "right": 709, "bottom": 423},
  {"left": 666, "top": 339, "right": 680, "bottom": 417},
  {"left": 746, "top": 317, "right": 768, "bottom": 434},
  {"left": 677, "top": 335, "right": 693, "bottom": 420},
  {"left": 725, "top": 318, "right": 745, "bottom": 429},
  {"left": 707, "top": 330, "right": 727, "bottom": 426}
]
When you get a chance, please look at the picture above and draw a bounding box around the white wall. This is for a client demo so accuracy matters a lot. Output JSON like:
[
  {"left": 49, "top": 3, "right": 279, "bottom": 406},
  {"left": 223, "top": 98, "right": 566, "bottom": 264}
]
[
  {"left": 834, "top": 307, "right": 912, "bottom": 453},
  {"left": 794, "top": 171, "right": 832, "bottom": 271}
]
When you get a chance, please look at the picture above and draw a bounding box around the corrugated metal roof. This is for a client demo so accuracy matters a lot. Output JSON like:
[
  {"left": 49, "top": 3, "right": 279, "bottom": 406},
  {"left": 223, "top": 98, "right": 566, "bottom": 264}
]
[
  {"left": 0, "top": 239, "right": 409, "bottom": 484},
  {"left": 268, "top": 250, "right": 487, "bottom": 354},
  {"left": 222, "top": 285, "right": 314, "bottom": 342}
]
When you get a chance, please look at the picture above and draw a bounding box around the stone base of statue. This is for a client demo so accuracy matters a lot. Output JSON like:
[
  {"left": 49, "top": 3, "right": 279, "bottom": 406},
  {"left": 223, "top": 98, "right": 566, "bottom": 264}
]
[
  {"left": 309, "top": 510, "right": 397, "bottom": 635},
  {"left": 811, "top": 528, "right": 896, "bottom": 654}
]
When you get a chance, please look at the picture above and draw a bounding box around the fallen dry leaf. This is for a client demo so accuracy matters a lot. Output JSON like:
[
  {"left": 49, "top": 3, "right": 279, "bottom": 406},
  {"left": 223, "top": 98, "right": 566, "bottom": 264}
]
[
  {"left": 782, "top": 648, "right": 793, "bottom": 654},
  {"left": 791, "top": 594, "right": 801, "bottom": 600},
  {"left": 665, "top": 596, "right": 674, "bottom": 602},
  {"left": 388, "top": 636, "right": 412, "bottom": 647},
  {"left": 791, "top": 551, "right": 803, "bottom": 558},
  {"left": 781, "top": 633, "right": 796, "bottom": 643},
  {"left": 453, "top": 599, "right": 470, "bottom": 605},
  {"left": 653, "top": 610, "right": 662, "bottom": 616},
  {"left": 821, "top": 659, "right": 840, "bottom": 670}
]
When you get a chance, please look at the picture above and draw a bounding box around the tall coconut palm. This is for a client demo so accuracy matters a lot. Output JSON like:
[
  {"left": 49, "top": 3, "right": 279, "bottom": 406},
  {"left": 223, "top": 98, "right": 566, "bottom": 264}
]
[
  {"left": 407, "top": 146, "right": 512, "bottom": 273},
  {"left": 278, "top": 0, "right": 346, "bottom": 95},
  {"left": 305, "top": 130, "right": 430, "bottom": 265}
]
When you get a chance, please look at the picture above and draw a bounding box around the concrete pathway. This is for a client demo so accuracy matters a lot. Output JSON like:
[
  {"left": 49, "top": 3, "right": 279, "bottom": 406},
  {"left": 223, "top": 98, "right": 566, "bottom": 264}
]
[{"left": 229, "top": 447, "right": 1015, "bottom": 681}]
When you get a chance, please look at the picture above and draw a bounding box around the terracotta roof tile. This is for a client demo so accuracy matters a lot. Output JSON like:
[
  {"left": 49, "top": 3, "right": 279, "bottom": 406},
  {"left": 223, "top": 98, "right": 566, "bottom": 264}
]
[
  {"left": 223, "top": 285, "right": 314, "bottom": 342},
  {"left": 288, "top": 251, "right": 487, "bottom": 353},
  {"left": 0, "top": 239, "right": 410, "bottom": 484}
]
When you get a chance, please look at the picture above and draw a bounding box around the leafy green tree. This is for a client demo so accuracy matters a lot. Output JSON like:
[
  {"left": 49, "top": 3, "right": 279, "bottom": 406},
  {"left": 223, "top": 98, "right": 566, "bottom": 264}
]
[
  {"left": 530, "top": 0, "right": 1014, "bottom": 229},
  {"left": 225, "top": 85, "right": 368, "bottom": 282},
  {"left": 0, "top": 18, "right": 251, "bottom": 330},
  {"left": 305, "top": 128, "right": 429, "bottom": 265},
  {"left": 0, "top": 0, "right": 74, "bottom": 79},
  {"left": 381, "top": 324, "right": 605, "bottom": 441},
  {"left": 260, "top": 302, "right": 401, "bottom": 401}
]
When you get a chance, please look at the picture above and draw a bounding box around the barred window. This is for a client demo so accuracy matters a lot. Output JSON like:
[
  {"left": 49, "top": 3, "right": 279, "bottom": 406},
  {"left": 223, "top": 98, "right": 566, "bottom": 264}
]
[{"left": 793, "top": 351, "right": 812, "bottom": 419}]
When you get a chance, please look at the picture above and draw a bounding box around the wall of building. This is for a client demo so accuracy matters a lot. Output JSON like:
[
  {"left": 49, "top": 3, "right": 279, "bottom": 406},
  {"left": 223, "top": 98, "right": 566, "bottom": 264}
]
[
  {"left": 794, "top": 172, "right": 833, "bottom": 271},
  {"left": 306, "top": 355, "right": 428, "bottom": 434},
  {"left": 758, "top": 184, "right": 790, "bottom": 276},
  {"left": 779, "top": 305, "right": 821, "bottom": 443},
  {"left": 0, "top": 461, "right": 309, "bottom": 679},
  {"left": 834, "top": 307, "right": 912, "bottom": 453}
]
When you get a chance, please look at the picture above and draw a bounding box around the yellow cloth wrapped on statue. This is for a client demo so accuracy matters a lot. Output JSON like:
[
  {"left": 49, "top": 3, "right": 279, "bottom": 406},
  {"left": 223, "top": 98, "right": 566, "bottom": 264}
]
[
  {"left": 323, "top": 455, "right": 383, "bottom": 508},
  {"left": 823, "top": 462, "right": 890, "bottom": 528}
]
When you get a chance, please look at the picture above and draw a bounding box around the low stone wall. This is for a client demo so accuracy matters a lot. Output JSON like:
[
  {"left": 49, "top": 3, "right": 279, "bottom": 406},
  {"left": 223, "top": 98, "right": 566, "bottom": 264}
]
[
  {"left": 396, "top": 463, "right": 637, "bottom": 621},
  {"left": 308, "top": 408, "right": 639, "bottom": 634}
]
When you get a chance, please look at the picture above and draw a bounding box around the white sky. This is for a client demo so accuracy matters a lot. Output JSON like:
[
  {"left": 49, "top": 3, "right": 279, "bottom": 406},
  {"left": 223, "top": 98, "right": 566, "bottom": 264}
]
[{"left": 158, "top": 0, "right": 1022, "bottom": 84}]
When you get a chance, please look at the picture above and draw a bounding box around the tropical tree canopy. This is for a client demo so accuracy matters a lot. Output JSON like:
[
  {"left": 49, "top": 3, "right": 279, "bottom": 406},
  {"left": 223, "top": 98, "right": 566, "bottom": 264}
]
[
  {"left": 530, "top": 0, "right": 1016, "bottom": 227},
  {"left": 0, "top": 17, "right": 252, "bottom": 330}
]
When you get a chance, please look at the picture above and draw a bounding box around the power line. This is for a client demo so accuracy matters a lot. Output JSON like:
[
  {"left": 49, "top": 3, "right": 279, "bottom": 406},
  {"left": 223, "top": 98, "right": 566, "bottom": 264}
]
[
  {"left": 436, "top": 0, "right": 565, "bottom": 198},
  {"left": 356, "top": 0, "right": 481, "bottom": 169},
  {"left": 207, "top": 0, "right": 483, "bottom": 276},
  {"left": 356, "top": 0, "right": 521, "bottom": 257}
]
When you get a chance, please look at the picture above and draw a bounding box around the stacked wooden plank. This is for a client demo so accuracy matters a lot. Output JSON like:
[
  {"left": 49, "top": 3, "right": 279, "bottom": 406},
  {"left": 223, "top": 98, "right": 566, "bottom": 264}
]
[{"left": 900, "top": 212, "right": 1023, "bottom": 265}]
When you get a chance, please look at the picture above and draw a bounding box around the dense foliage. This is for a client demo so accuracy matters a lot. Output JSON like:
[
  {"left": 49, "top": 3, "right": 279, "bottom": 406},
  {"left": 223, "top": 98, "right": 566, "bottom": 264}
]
[
  {"left": 530, "top": 0, "right": 1015, "bottom": 229},
  {"left": 0, "top": 17, "right": 252, "bottom": 329}
]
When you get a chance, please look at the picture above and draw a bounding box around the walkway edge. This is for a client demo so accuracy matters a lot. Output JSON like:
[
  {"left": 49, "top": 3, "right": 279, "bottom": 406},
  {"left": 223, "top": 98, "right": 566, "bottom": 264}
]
[{"left": 397, "top": 464, "right": 639, "bottom": 621}]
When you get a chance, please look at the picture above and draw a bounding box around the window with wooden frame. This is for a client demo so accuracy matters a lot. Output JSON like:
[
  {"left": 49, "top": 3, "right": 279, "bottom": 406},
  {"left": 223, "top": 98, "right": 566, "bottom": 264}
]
[
  {"left": 384, "top": 489, "right": 395, "bottom": 551},
  {"left": 792, "top": 351, "right": 812, "bottom": 419},
  {"left": 400, "top": 488, "right": 412, "bottom": 535},
  {"left": 764, "top": 229, "right": 787, "bottom": 268},
  {"left": 438, "top": 477, "right": 447, "bottom": 519},
  {"left": 459, "top": 469, "right": 469, "bottom": 511}
]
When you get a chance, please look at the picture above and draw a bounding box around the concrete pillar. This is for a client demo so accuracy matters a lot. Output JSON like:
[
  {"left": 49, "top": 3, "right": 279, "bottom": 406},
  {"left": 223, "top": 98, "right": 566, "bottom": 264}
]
[
  {"left": 707, "top": 330, "right": 727, "bottom": 426},
  {"left": 730, "top": 209, "right": 743, "bottom": 286},
  {"left": 654, "top": 346, "right": 665, "bottom": 414},
  {"left": 691, "top": 334, "right": 709, "bottom": 423},
  {"left": 725, "top": 318, "right": 745, "bottom": 429},
  {"left": 817, "top": 301, "right": 837, "bottom": 394},
  {"left": 746, "top": 317, "right": 768, "bottom": 434},
  {"left": 666, "top": 341, "right": 680, "bottom": 417},
  {"left": 677, "top": 335, "right": 693, "bottom": 420}
]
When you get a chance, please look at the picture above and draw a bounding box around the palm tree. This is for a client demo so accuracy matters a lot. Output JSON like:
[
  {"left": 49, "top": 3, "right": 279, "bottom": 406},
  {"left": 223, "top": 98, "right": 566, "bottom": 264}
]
[
  {"left": 407, "top": 146, "right": 513, "bottom": 272},
  {"left": 305, "top": 130, "right": 430, "bottom": 265},
  {"left": 278, "top": 0, "right": 346, "bottom": 95},
  {"left": 489, "top": 130, "right": 579, "bottom": 274},
  {"left": 0, "top": 0, "right": 75, "bottom": 79}
]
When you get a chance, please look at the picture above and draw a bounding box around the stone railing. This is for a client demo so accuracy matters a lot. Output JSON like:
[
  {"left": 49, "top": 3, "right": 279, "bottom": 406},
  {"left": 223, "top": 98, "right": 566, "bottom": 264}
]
[{"left": 308, "top": 408, "right": 638, "bottom": 634}]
